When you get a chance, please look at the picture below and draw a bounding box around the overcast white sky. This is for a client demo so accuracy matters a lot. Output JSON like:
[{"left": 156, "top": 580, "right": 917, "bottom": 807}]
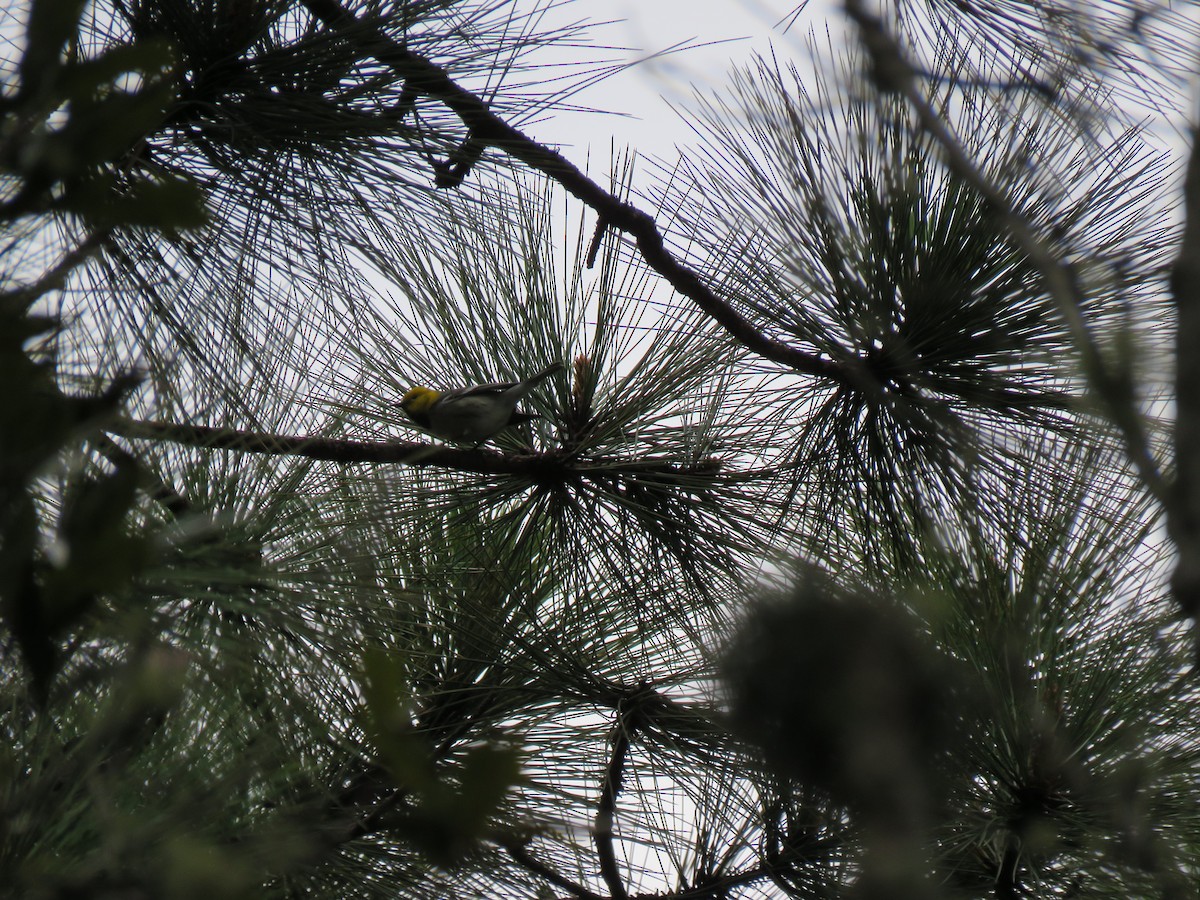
[
  {"left": 522, "top": 0, "right": 831, "bottom": 161},
  {"left": 522, "top": 0, "right": 1197, "bottom": 167}
]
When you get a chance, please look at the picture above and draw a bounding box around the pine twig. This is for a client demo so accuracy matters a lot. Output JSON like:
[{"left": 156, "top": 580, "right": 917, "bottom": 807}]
[
  {"left": 91, "top": 434, "right": 194, "bottom": 518},
  {"left": 109, "top": 417, "right": 567, "bottom": 476},
  {"left": 108, "top": 417, "right": 731, "bottom": 484},
  {"left": 1, "top": 230, "right": 110, "bottom": 311},
  {"left": 501, "top": 840, "right": 607, "bottom": 900},
  {"left": 595, "top": 705, "right": 634, "bottom": 900}
]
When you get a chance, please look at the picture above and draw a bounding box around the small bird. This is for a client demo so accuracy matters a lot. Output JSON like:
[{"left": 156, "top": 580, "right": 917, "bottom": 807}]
[{"left": 398, "top": 363, "right": 562, "bottom": 445}]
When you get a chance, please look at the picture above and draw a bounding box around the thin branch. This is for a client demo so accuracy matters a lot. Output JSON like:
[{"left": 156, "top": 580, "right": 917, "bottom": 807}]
[
  {"left": 842, "top": 0, "right": 1170, "bottom": 512},
  {"left": 629, "top": 862, "right": 799, "bottom": 900},
  {"left": 501, "top": 839, "right": 607, "bottom": 900},
  {"left": 297, "top": 0, "right": 846, "bottom": 384},
  {"left": 110, "top": 417, "right": 570, "bottom": 476},
  {"left": 591, "top": 684, "right": 670, "bottom": 900},
  {"left": 595, "top": 701, "right": 634, "bottom": 900},
  {"left": 995, "top": 841, "right": 1021, "bottom": 900},
  {"left": 91, "top": 434, "right": 194, "bottom": 518},
  {"left": 1, "top": 230, "right": 110, "bottom": 312},
  {"left": 586, "top": 215, "right": 610, "bottom": 269},
  {"left": 108, "top": 417, "right": 728, "bottom": 481},
  {"left": 264, "top": 762, "right": 411, "bottom": 872}
]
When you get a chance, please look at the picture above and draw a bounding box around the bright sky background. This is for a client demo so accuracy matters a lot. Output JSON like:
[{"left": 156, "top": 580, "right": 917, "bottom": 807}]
[
  {"left": 523, "top": 0, "right": 832, "bottom": 161},
  {"left": 523, "top": 0, "right": 1196, "bottom": 169}
]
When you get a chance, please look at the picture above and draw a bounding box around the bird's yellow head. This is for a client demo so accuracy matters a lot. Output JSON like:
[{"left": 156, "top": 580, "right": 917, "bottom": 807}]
[{"left": 399, "top": 386, "right": 441, "bottom": 420}]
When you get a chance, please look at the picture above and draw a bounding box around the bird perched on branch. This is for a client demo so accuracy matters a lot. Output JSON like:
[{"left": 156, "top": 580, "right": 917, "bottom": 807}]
[{"left": 399, "top": 363, "right": 562, "bottom": 446}]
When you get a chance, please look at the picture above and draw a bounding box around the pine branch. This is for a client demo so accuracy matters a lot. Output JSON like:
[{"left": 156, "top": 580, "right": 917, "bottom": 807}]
[
  {"left": 297, "top": 0, "right": 847, "bottom": 384},
  {"left": 1, "top": 230, "right": 110, "bottom": 312},
  {"left": 995, "top": 842, "right": 1021, "bottom": 900},
  {"left": 1171, "top": 131, "right": 1200, "bottom": 630},
  {"left": 842, "top": 0, "right": 1170, "bottom": 512},
  {"left": 91, "top": 433, "right": 194, "bottom": 518},
  {"left": 628, "top": 862, "right": 808, "bottom": 900},
  {"left": 501, "top": 840, "right": 607, "bottom": 900},
  {"left": 595, "top": 702, "right": 634, "bottom": 900},
  {"left": 109, "top": 416, "right": 569, "bottom": 475},
  {"left": 107, "top": 417, "right": 730, "bottom": 482}
]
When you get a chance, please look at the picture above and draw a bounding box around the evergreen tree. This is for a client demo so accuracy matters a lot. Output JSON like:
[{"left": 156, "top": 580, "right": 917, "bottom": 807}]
[{"left": 2, "top": 1, "right": 1199, "bottom": 897}]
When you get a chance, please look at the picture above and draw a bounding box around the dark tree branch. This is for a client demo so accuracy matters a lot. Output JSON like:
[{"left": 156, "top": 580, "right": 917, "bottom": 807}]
[
  {"left": 92, "top": 433, "right": 194, "bottom": 518},
  {"left": 595, "top": 700, "right": 635, "bottom": 900},
  {"left": 110, "top": 416, "right": 571, "bottom": 476},
  {"left": 1171, "top": 130, "right": 1200, "bottom": 633},
  {"left": 501, "top": 839, "right": 608, "bottom": 900},
  {"left": 995, "top": 841, "right": 1021, "bottom": 900},
  {"left": 629, "top": 862, "right": 800, "bottom": 900},
  {"left": 590, "top": 684, "right": 666, "bottom": 900},
  {"left": 586, "top": 216, "right": 610, "bottom": 269},
  {"left": 108, "top": 417, "right": 730, "bottom": 482},
  {"left": 264, "top": 763, "right": 414, "bottom": 874},
  {"left": 297, "top": 0, "right": 847, "bottom": 384},
  {"left": 433, "top": 131, "right": 487, "bottom": 187},
  {"left": 1, "top": 230, "right": 110, "bottom": 312}
]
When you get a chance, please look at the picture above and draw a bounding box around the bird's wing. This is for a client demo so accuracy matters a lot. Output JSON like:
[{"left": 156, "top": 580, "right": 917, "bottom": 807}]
[{"left": 442, "top": 381, "right": 519, "bottom": 400}]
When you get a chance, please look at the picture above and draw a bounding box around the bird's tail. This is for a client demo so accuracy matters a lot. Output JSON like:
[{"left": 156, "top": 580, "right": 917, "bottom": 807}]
[
  {"left": 527, "top": 362, "right": 564, "bottom": 385},
  {"left": 507, "top": 362, "right": 562, "bottom": 404}
]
